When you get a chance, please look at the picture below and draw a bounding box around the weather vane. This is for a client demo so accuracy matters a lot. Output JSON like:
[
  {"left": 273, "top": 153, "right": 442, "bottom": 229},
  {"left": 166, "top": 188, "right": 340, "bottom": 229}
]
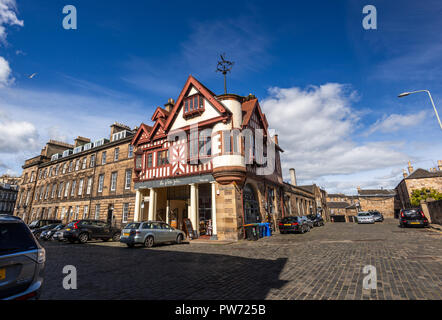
[{"left": 216, "top": 53, "right": 234, "bottom": 95}]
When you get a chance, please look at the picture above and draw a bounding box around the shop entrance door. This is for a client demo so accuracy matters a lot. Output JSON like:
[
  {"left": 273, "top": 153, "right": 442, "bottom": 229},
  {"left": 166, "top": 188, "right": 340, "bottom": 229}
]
[{"left": 198, "top": 184, "right": 212, "bottom": 237}]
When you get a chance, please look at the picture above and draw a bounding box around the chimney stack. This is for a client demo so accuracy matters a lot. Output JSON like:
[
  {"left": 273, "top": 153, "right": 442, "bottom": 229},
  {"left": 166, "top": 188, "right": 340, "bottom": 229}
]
[
  {"left": 407, "top": 160, "right": 414, "bottom": 174},
  {"left": 438, "top": 160, "right": 442, "bottom": 171},
  {"left": 403, "top": 169, "right": 408, "bottom": 178},
  {"left": 273, "top": 134, "right": 279, "bottom": 145},
  {"left": 289, "top": 168, "right": 297, "bottom": 186},
  {"left": 164, "top": 98, "right": 175, "bottom": 112}
]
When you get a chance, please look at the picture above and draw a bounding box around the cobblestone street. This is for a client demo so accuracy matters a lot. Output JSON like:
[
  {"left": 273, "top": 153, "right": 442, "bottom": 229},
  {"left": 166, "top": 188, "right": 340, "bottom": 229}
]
[{"left": 40, "top": 220, "right": 442, "bottom": 300}]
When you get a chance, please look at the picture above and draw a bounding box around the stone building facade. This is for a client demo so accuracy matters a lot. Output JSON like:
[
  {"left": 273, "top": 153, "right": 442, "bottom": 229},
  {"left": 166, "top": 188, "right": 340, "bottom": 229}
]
[
  {"left": 395, "top": 161, "right": 442, "bottom": 214},
  {"left": 15, "top": 123, "right": 137, "bottom": 228},
  {"left": 326, "top": 187, "right": 395, "bottom": 221},
  {"left": 131, "top": 75, "right": 287, "bottom": 241}
]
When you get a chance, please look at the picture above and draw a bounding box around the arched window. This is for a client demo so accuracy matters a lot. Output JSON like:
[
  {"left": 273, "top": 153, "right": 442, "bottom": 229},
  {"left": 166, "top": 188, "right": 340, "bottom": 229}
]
[{"left": 243, "top": 184, "right": 261, "bottom": 224}]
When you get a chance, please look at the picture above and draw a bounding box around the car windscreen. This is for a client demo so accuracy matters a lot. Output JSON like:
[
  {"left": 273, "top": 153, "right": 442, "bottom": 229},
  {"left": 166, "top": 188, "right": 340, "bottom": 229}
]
[
  {"left": 0, "top": 223, "right": 38, "bottom": 256},
  {"left": 124, "top": 223, "right": 140, "bottom": 229},
  {"left": 403, "top": 210, "right": 422, "bottom": 218}
]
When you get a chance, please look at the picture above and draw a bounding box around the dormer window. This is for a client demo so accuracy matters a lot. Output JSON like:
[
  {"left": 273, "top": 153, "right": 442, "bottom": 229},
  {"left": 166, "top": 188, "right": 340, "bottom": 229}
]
[{"left": 183, "top": 94, "right": 204, "bottom": 118}]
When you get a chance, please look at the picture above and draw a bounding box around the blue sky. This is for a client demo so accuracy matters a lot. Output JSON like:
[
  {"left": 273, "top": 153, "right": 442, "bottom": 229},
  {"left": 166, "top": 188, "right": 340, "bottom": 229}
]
[{"left": 0, "top": 0, "right": 441, "bottom": 193}]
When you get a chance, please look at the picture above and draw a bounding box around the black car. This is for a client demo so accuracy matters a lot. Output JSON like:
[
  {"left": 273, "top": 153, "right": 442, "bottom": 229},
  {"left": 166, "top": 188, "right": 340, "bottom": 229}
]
[
  {"left": 61, "top": 220, "right": 121, "bottom": 244},
  {"left": 370, "top": 211, "right": 384, "bottom": 222},
  {"left": 307, "top": 214, "right": 325, "bottom": 227},
  {"left": 399, "top": 209, "right": 429, "bottom": 228},
  {"left": 279, "top": 216, "right": 311, "bottom": 234},
  {"left": 39, "top": 224, "right": 65, "bottom": 241},
  {"left": 28, "top": 219, "right": 61, "bottom": 230},
  {"left": 32, "top": 223, "right": 60, "bottom": 238}
]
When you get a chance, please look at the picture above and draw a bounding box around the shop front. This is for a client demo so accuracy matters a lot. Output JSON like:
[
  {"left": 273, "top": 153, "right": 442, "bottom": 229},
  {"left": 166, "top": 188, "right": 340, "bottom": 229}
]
[{"left": 134, "top": 174, "right": 218, "bottom": 239}]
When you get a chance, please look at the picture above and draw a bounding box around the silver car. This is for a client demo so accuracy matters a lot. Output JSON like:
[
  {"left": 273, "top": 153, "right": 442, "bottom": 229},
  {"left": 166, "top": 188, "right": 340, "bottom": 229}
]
[
  {"left": 120, "top": 221, "right": 186, "bottom": 248},
  {"left": 356, "top": 212, "right": 375, "bottom": 224},
  {"left": 0, "top": 215, "right": 45, "bottom": 300}
]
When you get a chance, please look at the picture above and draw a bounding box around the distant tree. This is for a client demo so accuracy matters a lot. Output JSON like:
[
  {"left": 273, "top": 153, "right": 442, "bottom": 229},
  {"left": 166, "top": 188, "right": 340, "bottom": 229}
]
[{"left": 410, "top": 188, "right": 442, "bottom": 207}]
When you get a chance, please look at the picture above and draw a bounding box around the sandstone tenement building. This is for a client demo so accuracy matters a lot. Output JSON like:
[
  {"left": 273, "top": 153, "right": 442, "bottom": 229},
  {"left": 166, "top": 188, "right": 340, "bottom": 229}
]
[
  {"left": 395, "top": 160, "right": 442, "bottom": 213},
  {"left": 14, "top": 123, "right": 137, "bottom": 227},
  {"left": 0, "top": 182, "right": 18, "bottom": 215}
]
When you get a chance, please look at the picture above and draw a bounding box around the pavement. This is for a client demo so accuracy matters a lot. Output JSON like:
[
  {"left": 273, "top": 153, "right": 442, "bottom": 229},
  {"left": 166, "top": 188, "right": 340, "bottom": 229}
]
[{"left": 39, "top": 219, "right": 442, "bottom": 300}]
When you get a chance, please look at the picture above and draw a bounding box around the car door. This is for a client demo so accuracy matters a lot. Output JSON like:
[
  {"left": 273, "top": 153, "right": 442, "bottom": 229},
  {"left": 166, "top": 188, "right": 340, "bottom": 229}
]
[
  {"left": 150, "top": 223, "right": 164, "bottom": 242},
  {"left": 161, "top": 223, "right": 176, "bottom": 242}
]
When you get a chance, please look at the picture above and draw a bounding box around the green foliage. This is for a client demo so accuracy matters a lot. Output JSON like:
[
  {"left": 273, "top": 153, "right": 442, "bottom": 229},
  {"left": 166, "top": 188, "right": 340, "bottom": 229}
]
[{"left": 410, "top": 187, "right": 442, "bottom": 207}]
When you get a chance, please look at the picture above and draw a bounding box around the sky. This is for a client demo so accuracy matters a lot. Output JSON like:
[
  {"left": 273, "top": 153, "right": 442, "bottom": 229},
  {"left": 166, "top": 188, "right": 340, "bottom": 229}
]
[{"left": 0, "top": 0, "right": 441, "bottom": 194}]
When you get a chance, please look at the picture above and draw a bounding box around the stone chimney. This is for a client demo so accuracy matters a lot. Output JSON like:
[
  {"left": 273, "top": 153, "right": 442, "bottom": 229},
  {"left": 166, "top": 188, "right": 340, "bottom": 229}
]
[
  {"left": 273, "top": 134, "right": 279, "bottom": 145},
  {"left": 407, "top": 160, "right": 414, "bottom": 174},
  {"left": 289, "top": 168, "right": 297, "bottom": 186},
  {"left": 438, "top": 160, "right": 442, "bottom": 171},
  {"left": 403, "top": 169, "right": 408, "bottom": 178},
  {"left": 74, "top": 136, "right": 90, "bottom": 147},
  {"left": 164, "top": 98, "right": 175, "bottom": 112},
  {"left": 110, "top": 122, "right": 131, "bottom": 137}
]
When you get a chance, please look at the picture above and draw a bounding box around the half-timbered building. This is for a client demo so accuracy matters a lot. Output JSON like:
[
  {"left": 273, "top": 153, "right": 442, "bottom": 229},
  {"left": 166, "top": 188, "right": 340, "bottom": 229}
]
[{"left": 131, "top": 75, "right": 286, "bottom": 241}]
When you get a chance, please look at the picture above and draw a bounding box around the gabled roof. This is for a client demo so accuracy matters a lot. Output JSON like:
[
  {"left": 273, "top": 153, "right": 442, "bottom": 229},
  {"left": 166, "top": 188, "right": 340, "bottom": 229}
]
[
  {"left": 241, "top": 98, "right": 269, "bottom": 131},
  {"left": 151, "top": 107, "right": 170, "bottom": 122},
  {"left": 406, "top": 168, "right": 442, "bottom": 180},
  {"left": 164, "top": 75, "right": 231, "bottom": 131},
  {"left": 147, "top": 118, "right": 167, "bottom": 141},
  {"left": 131, "top": 123, "right": 153, "bottom": 146}
]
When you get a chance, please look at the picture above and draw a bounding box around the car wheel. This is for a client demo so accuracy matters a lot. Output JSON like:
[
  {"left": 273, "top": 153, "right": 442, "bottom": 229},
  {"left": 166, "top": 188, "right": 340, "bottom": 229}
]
[
  {"left": 176, "top": 234, "right": 183, "bottom": 244},
  {"left": 78, "top": 233, "right": 89, "bottom": 244},
  {"left": 144, "top": 236, "right": 154, "bottom": 248},
  {"left": 112, "top": 232, "right": 121, "bottom": 242}
]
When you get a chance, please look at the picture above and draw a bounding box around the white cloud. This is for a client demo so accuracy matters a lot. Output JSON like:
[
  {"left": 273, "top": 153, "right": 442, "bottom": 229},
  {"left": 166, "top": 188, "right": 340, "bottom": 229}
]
[
  {"left": 261, "top": 83, "right": 409, "bottom": 183},
  {"left": 0, "top": 56, "right": 12, "bottom": 86},
  {"left": 366, "top": 111, "right": 427, "bottom": 135},
  {"left": 0, "top": 111, "right": 39, "bottom": 153},
  {"left": 0, "top": 0, "right": 23, "bottom": 44}
]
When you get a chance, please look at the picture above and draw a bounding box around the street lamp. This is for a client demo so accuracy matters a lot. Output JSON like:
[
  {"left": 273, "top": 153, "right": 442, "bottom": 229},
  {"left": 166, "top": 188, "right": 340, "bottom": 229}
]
[{"left": 398, "top": 90, "right": 442, "bottom": 130}]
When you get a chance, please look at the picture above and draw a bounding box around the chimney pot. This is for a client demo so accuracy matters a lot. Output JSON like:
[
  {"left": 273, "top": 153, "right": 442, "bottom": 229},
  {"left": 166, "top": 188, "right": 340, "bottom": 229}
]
[
  {"left": 408, "top": 160, "right": 414, "bottom": 174},
  {"left": 438, "top": 160, "right": 442, "bottom": 171},
  {"left": 289, "top": 168, "right": 297, "bottom": 186},
  {"left": 274, "top": 134, "right": 279, "bottom": 145},
  {"left": 403, "top": 169, "right": 408, "bottom": 178}
]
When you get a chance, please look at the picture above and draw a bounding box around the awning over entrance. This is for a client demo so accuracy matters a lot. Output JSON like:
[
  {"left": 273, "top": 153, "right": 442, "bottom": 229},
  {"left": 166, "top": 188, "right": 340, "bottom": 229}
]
[{"left": 134, "top": 174, "right": 214, "bottom": 189}]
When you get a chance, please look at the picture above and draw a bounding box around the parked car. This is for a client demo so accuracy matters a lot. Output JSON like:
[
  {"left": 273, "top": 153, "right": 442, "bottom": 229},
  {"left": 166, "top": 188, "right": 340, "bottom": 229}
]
[
  {"left": 60, "top": 220, "right": 121, "bottom": 244},
  {"left": 120, "top": 221, "right": 186, "bottom": 248},
  {"left": 28, "top": 219, "right": 61, "bottom": 230},
  {"left": 307, "top": 213, "right": 325, "bottom": 227},
  {"left": 300, "top": 216, "right": 314, "bottom": 229},
  {"left": 0, "top": 214, "right": 45, "bottom": 300},
  {"left": 278, "top": 216, "right": 311, "bottom": 234},
  {"left": 32, "top": 223, "right": 60, "bottom": 238},
  {"left": 356, "top": 212, "right": 375, "bottom": 224},
  {"left": 39, "top": 224, "right": 65, "bottom": 241},
  {"left": 399, "top": 209, "right": 429, "bottom": 228},
  {"left": 370, "top": 211, "right": 384, "bottom": 222}
]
